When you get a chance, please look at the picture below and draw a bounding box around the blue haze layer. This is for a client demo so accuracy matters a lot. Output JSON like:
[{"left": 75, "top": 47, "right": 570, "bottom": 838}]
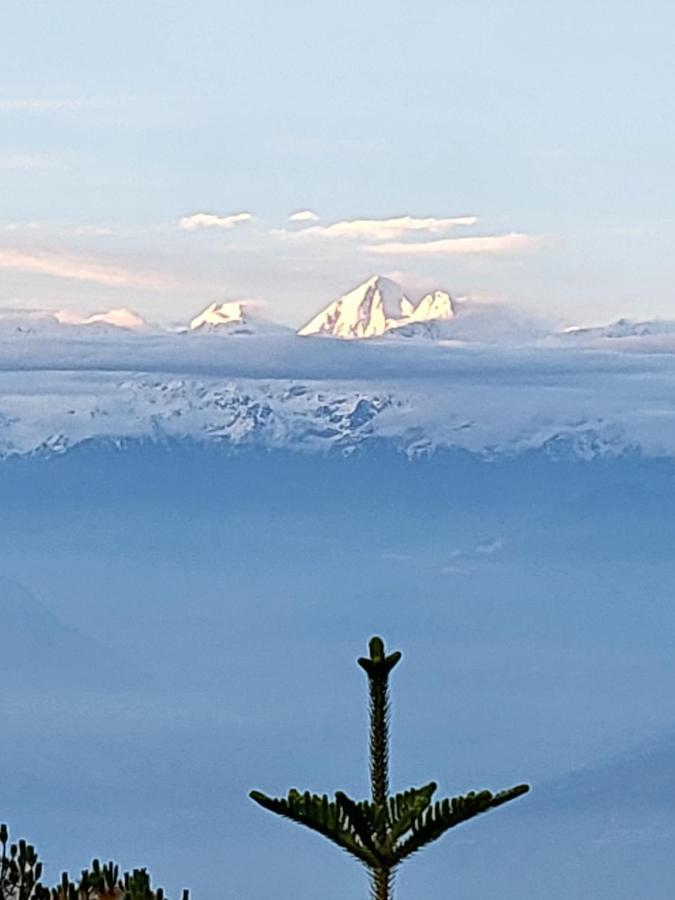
[{"left": 1, "top": 443, "right": 674, "bottom": 899}]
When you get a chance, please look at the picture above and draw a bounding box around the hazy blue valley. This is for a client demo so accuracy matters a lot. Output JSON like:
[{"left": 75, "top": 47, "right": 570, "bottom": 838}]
[{"left": 2, "top": 442, "right": 674, "bottom": 899}]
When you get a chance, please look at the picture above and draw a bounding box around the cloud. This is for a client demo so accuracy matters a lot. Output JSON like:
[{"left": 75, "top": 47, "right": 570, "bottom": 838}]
[
  {"left": 440, "top": 538, "right": 504, "bottom": 574},
  {"left": 366, "top": 233, "right": 540, "bottom": 256},
  {"left": 290, "top": 215, "right": 478, "bottom": 241},
  {"left": 0, "top": 98, "right": 126, "bottom": 113},
  {"left": 475, "top": 538, "right": 504, "bottom": 556},
  {"left": 72, "top": 226, "right": 114, "bottom": 237},
  {"left": 0, "top": 248, "right": 168, "bottom": 289},
  {"left": 378, "top": 551, "right": 415, "bottom": 562},
  {"left": 288, "top": 210, "right": 320, "bottom": 222},
  {"left": 0, "top": 223, "right": 40, "bottom": 233},
  {"left": 179, "top": 212, "right": 254, "bottom": 232},
  {"left": 0, "top": 306, "right": 57, "bottom": 322},
  {"left": 439, "top": 564, "right": 471, "bottom": 576},
  {"left": 0, "top": 222, "right": 113, "bottom": 236},
  {"left": 0, "top": 154, "right": 53, "bottom": 171}
]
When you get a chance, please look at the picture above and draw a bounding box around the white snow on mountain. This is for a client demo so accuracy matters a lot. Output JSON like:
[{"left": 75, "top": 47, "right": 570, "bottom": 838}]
[
  {"left": 0, "top": 340, "right": 672, "bottom": 460},
  {"left": 4, "top": 290, "right": 675, "bottom": 460},
  {"left": 189, "top": 300, "right": 291, "bottom": 335},
  {"left": 0, "top": 374, "right": 401, "bottom": 458},
  {"left": 407, "top": 289, "right": 454, "bottom": 323},
  {"left": 560, "top": 318, "right": 675, "bottom": 341},
  {"left": 0, "top": 306, "right": 150, "bottom": 335},
  {"left": 297, "top": 276, "right": 454, "bottom": 340},
  {"left": 190, "top": 301, "right": 249, "bottom": 331},
  {"left": 298, "top": 275, "right": 410, "bottom": 339},
  {"left": 55, "top": 307, "right": 148, "bottom": 330}
]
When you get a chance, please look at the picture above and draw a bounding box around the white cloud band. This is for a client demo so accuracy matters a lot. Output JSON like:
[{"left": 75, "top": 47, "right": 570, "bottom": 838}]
[
  {"left": 366, "top": 233, "right": 540, "bottom": 256},
  {"left": 179, "top": 212, "right": 254, "bottom": 231},
  {"left": 288, "top": 209, "right": 320, "bottom": 222},
  {"left": 290, "top": 214, "right": 478, "bottom": 241}
]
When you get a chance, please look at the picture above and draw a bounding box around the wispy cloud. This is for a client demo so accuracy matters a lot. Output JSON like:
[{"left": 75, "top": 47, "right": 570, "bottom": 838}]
[
  {"left": 0, "top": 223, "right": 40, "bottom": 233},
  {"left": 474, "top": 538, "right": 504, "bottom": 556},
  {"left": 71, "top": 225, "right": 114, "bottom": 237},
  {"left": 0, "top": 248, "right": 168, "bottom": 289},
  {"left": 288, "top": 209, "right": 320, "bottom": 222},
  {"left": 367, "top": 233, "right": 540, "bottom": 256},
  {"left": 440, "top": 538, "right": 504, "bottom": 575},
  {"left": 179, "top": 212, "right": 254, "bottom": 232},
  {"left": 289, "top": 215, "right": 478, "bottom": 241},
  {"left": 379, "top": 551, "right": 415, "bottom": 562},
  {"left": 0, "top": 153, "right": 53, "bottom": 171},
  {"left": 439, "top": 563, "right": 471, "bottom": 576},
  {"left": 0, "top": 97, "right": 127, "bottom": 113},
  {"left": 0, "top": 222, "right": 113, "bottom": 236}
]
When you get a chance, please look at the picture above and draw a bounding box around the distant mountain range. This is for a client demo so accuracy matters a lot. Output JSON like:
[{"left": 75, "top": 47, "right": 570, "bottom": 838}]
[
  {"left": 0, "top": 306, "right": 150, "bottom": 334},
  {"left": 4, "top": 274, "right": 675, "bottom": 347},
  {"left": 1, "top": 275, "right": 675, "bottom": 462},
  {"left": 0, "top": 369, "right": 647, "bottom": 463},
  {"left": 0, "top": 576, "right": 144, "bottom": 690},
  {"left": 188, "top": 275, "right": 456, "bottom": 340},
  {"left": 561, "top": 317, "right": 675, "bottom": 341}
]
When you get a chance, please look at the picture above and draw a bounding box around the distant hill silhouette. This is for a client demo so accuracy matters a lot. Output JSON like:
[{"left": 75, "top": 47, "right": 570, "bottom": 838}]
[
  {"left": 0, "top": 576, "right": 146, "bottom": 690},
  {"left": 536, "top": 731, "right": 675, "bottom": 814}
]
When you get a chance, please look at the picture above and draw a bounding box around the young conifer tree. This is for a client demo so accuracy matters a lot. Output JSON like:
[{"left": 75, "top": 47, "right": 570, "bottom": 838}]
[
  {"left": 250, "top": 636, "right": 529, "bottom": 900},
  {"left": 0, "top": 823, "right": 189, "bottom": 900}
]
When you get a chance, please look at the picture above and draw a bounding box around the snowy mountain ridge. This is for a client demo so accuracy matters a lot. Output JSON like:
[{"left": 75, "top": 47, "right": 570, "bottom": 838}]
[
  {"left": 297, "top": 275, "right": 455, "bottom": 339},
  {"left": 0, "top": 306, "right": 151, "bottom": 334},
  {"left": 0, "top": 371, "right": 643, "bottom": 462},
  {"left": 6, "top": 276, "right": 675, "bottom": 348},
  {"left": 190, "top": 301, "right": 248, "bottom": 331},
  {"left": 188, "top": 301, "right": 290, "bottom": 335},
  {"left": 561, "top": 317, "right": 675, "bottom": 341},
  {"left": 3, "top": 278, "right": 675, "bottom": 460}
]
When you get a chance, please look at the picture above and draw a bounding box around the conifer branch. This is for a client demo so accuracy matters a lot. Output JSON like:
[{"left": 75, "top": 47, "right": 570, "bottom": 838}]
[{"left": 249, "top": 635, "right": 529, "bottom": 900}]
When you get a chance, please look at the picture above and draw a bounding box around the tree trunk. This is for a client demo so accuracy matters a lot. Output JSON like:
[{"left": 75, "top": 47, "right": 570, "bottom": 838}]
[
  {"left": 371, "top": 867, "right": 392, "bottom": 900},
  {"left": 369, "top": 675, "right": 390, "bottom": 813}
]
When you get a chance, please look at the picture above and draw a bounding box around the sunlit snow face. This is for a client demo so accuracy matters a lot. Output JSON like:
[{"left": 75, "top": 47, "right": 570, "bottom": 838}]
[
  {"left": 297, "top": 275, "right": 455, "bottom": 340},
  {"left": 189, "top": 301, "right": 246, "bottom": 331}
]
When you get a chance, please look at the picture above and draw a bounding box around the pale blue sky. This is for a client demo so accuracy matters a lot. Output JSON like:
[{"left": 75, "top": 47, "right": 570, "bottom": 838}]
[{"left": 1, "top": 0, "right": 675, "bottom": 326}]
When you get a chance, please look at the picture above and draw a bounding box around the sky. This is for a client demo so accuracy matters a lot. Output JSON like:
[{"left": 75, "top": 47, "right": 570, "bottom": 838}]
[{"left": 2, "top": 0, "right": 675, "bottom": 327}]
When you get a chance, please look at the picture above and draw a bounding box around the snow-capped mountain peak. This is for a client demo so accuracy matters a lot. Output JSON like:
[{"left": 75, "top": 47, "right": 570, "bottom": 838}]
[
  {"left": 386, "top": 289, "right": 456, "bottom": 338},
  {"left": 188, "top": 301, "right": 292, "bottom": 336},
  {"left": 298, "top": 275, "right": 412, "bottom": 339},
  {"left": 298, "top": 276, "right": 455, "bottom": 340},
  {"left": 54, "top": 307, "right": 148, "bottom": 330},
  {"left": 409, "top": 290, "right": 454, "bottom": 323},
  {"left": 190, "top": 301, "right": 247, "bottom": 330}
]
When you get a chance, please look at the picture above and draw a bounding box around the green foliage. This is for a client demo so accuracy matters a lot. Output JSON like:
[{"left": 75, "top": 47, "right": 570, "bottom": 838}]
[
  {"left": 250, "top": 635, "right": 530, "bottom": 899},
  {"left": 250, "top": 781, "right": 528, "bottom": 870},
  {"left": 0, "top": 824, "right": 188, "bottom": 900},
  {"left": 0, "top": 827, "right": 46, "bottom": 900}
]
